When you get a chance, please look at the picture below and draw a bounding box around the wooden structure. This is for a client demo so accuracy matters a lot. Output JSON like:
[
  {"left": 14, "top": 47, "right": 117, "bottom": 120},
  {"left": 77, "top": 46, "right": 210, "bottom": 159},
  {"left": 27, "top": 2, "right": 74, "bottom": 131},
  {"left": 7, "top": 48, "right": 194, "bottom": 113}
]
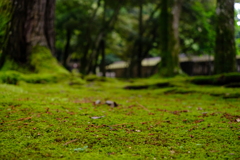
[{"left": 106, "top": 55, "right": 240, "bottom": 77}]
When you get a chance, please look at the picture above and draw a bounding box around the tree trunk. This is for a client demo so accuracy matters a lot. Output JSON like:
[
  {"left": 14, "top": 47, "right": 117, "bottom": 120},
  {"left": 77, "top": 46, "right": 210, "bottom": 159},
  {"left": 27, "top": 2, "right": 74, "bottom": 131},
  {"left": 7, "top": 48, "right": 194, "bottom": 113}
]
[
  {"left": 214, "top": 0, "right": 236, "bottom": 74},
  {"left": 100, "top": 39, "right": 106, "bottom": 77},
  {"left": 44, "top": 0, "right": 55, "bottom": 55},
  {"left": 137, "top": 0, "right": 143, "bottom": 78},
  {"left": 79, "top": 0, "right": 101, "bottom": 75},
  {"left": 158, "top": 0, "right": 182, "bottom": 77},
  {"left": 0, "top": 0, "right": 66, "bottom": 74},
  {"left": 62, "top": 29, "right": 72, "bottom": 69},
  {"left": 100, "top": 0, "right": 106, "bottom": 77},
  {"left": 126, "top": 2, "right": 161, "bottom": 78},
  {"left": 87, "top": 0, "right": 120, "bottom": 75}
]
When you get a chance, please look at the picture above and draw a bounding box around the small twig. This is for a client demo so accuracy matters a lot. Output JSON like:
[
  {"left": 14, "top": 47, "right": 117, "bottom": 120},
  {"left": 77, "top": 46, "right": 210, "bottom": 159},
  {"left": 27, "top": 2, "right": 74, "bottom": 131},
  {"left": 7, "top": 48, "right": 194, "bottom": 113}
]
[
  {"left": 137, "top": 103, "right": 150, "bottom": 112},
  {"left": 63, "top": 139, "right": 79, "bottom": 146}
]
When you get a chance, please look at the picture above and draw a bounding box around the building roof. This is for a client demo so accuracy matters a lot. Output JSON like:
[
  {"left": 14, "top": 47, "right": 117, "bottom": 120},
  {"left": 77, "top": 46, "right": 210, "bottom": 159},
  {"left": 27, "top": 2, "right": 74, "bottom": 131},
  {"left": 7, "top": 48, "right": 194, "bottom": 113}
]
[{"left": 106, "top": 55, "right": 240, "bottom": 70}]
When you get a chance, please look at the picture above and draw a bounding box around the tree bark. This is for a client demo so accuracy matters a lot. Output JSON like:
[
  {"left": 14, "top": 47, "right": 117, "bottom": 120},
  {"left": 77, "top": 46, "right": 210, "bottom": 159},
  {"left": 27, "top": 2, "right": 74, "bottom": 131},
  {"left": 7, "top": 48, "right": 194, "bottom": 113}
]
[
  {"left": 137, "top": 0, "right": 143, "bottom": 78},
  {"left": 100, "top": 0, "right": 106, "bottom": 77},
  {"left": 214, "top": 0, "right": 236, "bottom": 74},
  {"left": 44, "top": 0, "right": 55, "bottom": 55},
  {"left": 100, "top": 39, "right": 106, "bottom": 76},
  {"left": 62, "top": 29, "right": 71, "bottom": 69},
  {"left": 158, "top": 0, "right": 182, "bottom": 77},
  {"left": 1, "top": 0, "right": 63, "bottom": 74}
]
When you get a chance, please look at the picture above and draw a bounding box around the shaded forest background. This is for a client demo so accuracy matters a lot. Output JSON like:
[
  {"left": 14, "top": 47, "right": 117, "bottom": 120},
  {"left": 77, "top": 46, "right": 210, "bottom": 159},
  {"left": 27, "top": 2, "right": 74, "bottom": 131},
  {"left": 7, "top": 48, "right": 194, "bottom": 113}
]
[{"left": 0, "top": 0, "right": 239, "bottom": 78}]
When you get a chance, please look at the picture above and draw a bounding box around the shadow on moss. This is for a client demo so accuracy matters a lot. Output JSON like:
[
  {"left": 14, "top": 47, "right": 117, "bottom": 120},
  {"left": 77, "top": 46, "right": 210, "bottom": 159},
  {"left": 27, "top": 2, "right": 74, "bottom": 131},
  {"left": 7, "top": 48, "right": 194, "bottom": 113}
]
[{"left": 190, "top": 72, "right": 240, "bottom": 86}]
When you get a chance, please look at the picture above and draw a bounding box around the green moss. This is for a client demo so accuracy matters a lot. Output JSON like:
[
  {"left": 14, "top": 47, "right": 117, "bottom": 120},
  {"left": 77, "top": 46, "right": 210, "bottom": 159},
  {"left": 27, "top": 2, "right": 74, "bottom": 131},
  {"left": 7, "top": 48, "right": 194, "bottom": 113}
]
[
  {"left": 0, "top": 70, "right": 83, "bottom": 85},
  {"left": 190, "top": 72, "right": 240, "bottom": 85},
  {"left": 30, "top": 46, "right": 68, "bottom": 75},
  {"left": 0, "top": 46, "right": 72, "bottom": 84},
  {"left": 0, "top": 58, "right": 31, "bottom": 73},
  {"left": 84, "top": 74, "right": 107, "bottom": 82},
  {"left": 1, "top": 46, "right": 69, "bottom": 75},
  {"left": 0, "top": 78, "right": 239, "bottom": 159},
  {"left": 0, "top": 70, "right": 23, "bottom": 84}
]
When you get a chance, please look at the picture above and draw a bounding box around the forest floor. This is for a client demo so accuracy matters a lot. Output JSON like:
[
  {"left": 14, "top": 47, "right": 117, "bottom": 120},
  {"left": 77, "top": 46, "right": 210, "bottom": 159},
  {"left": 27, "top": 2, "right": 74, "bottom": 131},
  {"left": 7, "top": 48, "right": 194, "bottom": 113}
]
[{"left": 0, "top": 76, "right": 239, "bottom": 159}]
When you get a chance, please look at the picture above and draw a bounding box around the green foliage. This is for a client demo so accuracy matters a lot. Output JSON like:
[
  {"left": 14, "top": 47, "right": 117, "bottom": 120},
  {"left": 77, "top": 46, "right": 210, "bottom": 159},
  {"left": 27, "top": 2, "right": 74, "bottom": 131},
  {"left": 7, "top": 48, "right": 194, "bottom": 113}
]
[
  {"left": 180, "top": 0, "right": 216, "bottom": 55},
  {"left": 0, "top": 78, "right": 239, "bottom": 159},
  {"left": 55, "top": 0, "right": 94, "bottom": 56},
  {"left": 54, "top": 0, "right": 221, "bottom": 76}
]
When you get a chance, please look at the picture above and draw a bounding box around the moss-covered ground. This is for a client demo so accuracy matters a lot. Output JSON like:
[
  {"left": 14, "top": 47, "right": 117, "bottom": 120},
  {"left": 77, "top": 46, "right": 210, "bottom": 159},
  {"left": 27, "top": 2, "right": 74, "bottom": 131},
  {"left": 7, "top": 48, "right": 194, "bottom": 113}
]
[{"left": 0, "top": 76, "right": 239, "bottom": 159}]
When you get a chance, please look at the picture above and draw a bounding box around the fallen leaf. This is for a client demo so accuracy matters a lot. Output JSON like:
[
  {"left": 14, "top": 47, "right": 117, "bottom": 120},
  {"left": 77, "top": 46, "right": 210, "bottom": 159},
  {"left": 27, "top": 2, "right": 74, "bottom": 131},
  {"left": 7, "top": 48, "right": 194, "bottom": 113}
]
[
  {"left": 194, "top": 119, "right": 204, "bottom": 123},
  {"left": 148, "top": 133, "right": 154, "bottom": 135},
  {"left": 63, "top": 139, "right": 79, "bottom": 146}
]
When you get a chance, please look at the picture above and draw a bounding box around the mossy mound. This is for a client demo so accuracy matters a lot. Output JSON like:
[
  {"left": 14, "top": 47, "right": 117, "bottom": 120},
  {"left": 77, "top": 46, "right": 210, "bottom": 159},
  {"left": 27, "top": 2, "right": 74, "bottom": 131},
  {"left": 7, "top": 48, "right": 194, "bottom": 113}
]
[
  {"left": 30, "top": 46, "right": 68, "bottom": 74},
  {"left": 0, "top": 46, "right": 73, "bottom": 84},
  {"left": 1, "top": 46, "right": 68, "bottom": 74},
  {"left": 0, "top": 71, "right": 68, "bottom": 84},
  {"left": 190, "top": 72, "right": 240, "bottom": 86}
]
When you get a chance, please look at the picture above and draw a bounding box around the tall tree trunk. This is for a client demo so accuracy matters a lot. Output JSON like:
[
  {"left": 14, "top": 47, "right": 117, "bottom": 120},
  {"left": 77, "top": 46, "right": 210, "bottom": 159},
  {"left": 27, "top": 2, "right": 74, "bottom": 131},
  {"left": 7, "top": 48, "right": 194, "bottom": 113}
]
[
  {"left": 100, "top": 0, "right": 106, "bottom": 77},
  {"left": 137, "top": 0, "right": 143, "bottom": 78},
  {"left": 79, "top": 0, "right": 101, "bottom": 75},
  {"left": 5, "top": 0, "right": 53, "bottom": 62},
  {"left": 158, "top": 0, "right": 182, "bottom": 77},
  {"left": 44, "top": 0, "right": 55, "bottom": 55},
  {"left": 0, "top": 0, "right": 64, "bottom": 71},
  {"left": 100, "top": 39, "right": 106, "bottom": 76},
  {"left": 214, "top": 0, "right": 236, "bottom": 74},
  {"left": 62, "top": 29, "right": 71, "bottom": 69}
]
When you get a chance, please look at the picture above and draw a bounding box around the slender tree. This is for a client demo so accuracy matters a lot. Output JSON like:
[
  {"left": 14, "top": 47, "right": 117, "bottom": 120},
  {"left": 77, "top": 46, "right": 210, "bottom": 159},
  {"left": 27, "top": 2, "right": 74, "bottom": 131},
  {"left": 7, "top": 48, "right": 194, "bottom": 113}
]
[
  {"left": 158, "top": 0, "right": 183, "bottom": 77},
  {"left": 100, "top": 0, "right": 107, "bottom": 77},
  {"left": 137, "top": 0, "right": 143, "bottom": 77},
  {"left": 0, "top": 0, "right": 66, "bottom": 74},
  {"left": 127, "top": 0, "right": 161, "bottom": 78},
  {"left": 87, "top": 0, "right": 121, "bottom": 74},
  {"left": 214, "top": 0, "right": 236, "bottom": 74}
]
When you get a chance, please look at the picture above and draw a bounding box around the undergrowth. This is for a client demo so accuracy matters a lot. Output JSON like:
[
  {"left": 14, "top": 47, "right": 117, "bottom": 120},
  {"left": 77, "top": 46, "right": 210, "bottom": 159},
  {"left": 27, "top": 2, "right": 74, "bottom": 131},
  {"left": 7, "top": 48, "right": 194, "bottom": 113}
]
[{"left": 0, "top": 77, "right": 239, "bottom": 159}]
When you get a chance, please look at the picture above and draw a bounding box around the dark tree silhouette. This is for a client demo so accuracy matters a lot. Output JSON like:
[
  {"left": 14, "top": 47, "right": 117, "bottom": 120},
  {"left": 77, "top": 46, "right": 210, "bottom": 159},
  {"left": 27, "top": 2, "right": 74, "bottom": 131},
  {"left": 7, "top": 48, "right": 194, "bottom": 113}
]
[
  {"left": 214, "top": 0, "right": 237, "bottom": 74},
  {"left": 158, "top": 0, "right": 183, "bottom": 77}
]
